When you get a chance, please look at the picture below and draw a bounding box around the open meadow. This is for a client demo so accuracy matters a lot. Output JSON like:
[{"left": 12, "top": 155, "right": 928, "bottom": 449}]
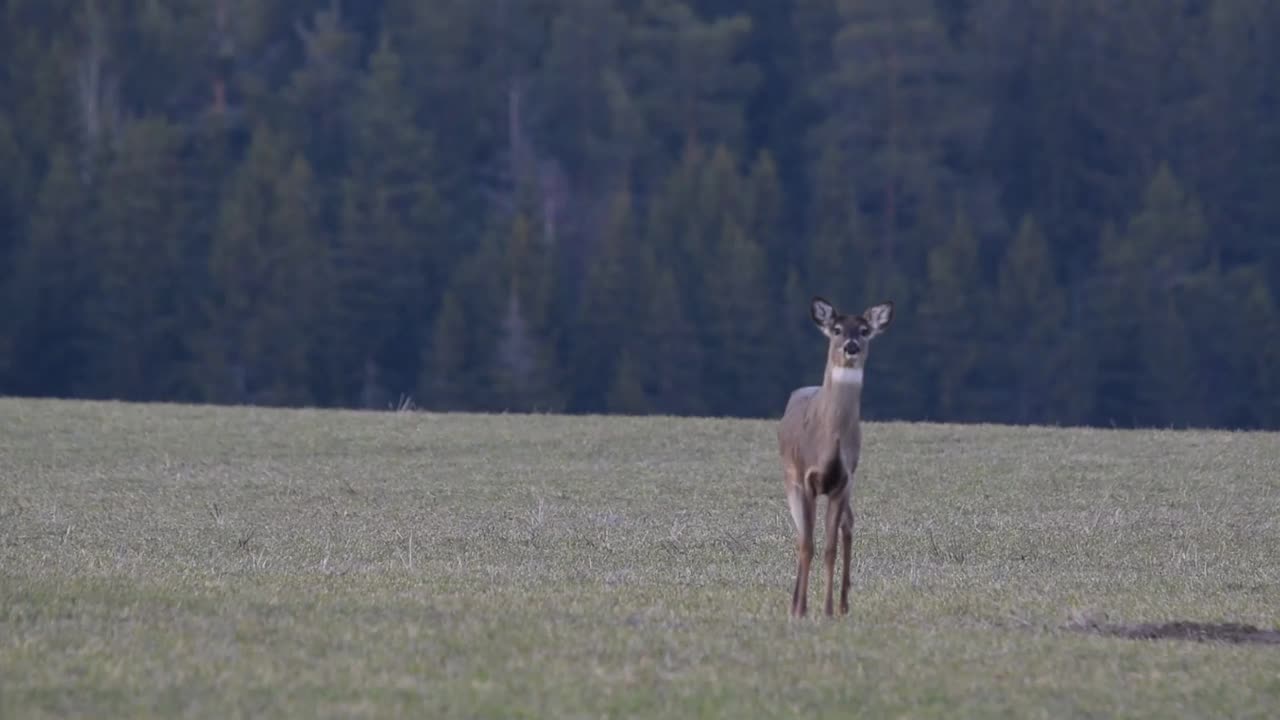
[{"left": 1, "top": 397, "right": 1279, "bottom": 718}]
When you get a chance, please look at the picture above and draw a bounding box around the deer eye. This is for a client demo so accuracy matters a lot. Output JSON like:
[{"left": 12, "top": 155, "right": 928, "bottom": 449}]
[
  {"left": 859, "top": 326, "right": 871, "bottom": 338},
  {"left": 831, "top": 326, "right": 843, "bottom": 336}
]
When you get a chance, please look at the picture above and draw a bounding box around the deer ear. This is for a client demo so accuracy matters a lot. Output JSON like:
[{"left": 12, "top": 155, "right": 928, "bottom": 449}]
[
  {"left": 864, "top": 301, "right": 893, "bottom": 335},
  {"left": 811, "top": 296, "right": 837, "bottom": 334}
]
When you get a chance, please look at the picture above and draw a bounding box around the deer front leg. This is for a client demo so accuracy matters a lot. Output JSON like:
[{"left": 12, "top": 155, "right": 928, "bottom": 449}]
[
  {"left": 786, "top": 479, "right": 816, "bottom": 618},
  {"left": 839, "top": 494, "right": 853, "bottom": 615},
  {"left": 822, "top": 491, "right": 845, "bottom": 616}
]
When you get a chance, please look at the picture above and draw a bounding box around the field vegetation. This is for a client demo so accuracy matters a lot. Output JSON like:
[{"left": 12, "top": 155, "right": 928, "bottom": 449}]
[{"left": 2, "top": 398, "right": 1279, "bottom": 717}]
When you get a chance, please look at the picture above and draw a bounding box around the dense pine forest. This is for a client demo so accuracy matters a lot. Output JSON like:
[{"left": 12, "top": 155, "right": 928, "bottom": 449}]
[{"left": 2, "top": 0, "right": 1278, "bottom": 428}]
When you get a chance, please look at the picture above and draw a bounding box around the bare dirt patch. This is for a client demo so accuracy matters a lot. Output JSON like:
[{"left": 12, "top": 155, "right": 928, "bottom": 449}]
[{"left": 1067, "top": 619, "right": 1280, "bottom": 645}]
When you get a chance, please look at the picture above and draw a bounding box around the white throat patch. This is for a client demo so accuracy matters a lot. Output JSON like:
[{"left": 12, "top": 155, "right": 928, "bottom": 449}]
[{"left": 831, "top": 366, "right": 864, "bottom": 385}]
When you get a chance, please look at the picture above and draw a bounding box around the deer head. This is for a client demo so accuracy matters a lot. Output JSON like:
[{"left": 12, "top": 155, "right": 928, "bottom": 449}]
[{"left": 809, "top": 297, "right": 893, "bottom": 376}]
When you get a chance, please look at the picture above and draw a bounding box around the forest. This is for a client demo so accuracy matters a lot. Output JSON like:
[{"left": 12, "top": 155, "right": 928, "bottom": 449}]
[{"left": 1, "top": 0, "right": 1279, "bottom": 429}]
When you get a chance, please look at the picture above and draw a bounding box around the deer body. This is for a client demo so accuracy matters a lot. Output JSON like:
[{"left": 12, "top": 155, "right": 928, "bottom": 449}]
[{"left": 778, "top": 297, "right": 892, "bottom": 617}]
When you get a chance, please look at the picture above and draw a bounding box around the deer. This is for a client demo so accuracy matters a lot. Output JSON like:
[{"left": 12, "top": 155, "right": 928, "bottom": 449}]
[{"left": 777, "top": 296, "right": 893, "bottom": 617}]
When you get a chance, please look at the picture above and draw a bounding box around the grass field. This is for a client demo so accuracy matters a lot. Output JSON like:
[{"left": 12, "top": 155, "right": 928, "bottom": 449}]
[{"left": 2, "top": 397, "right": 1279, "bottom": 718}]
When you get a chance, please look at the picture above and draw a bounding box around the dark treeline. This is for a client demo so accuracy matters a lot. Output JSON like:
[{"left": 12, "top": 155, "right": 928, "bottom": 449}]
[{"left": 2, "top": 0, "right": 1279, "bottom": 428}]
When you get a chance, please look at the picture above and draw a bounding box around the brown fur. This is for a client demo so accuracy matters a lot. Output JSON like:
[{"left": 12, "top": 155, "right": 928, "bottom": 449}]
[{"left": 777, "top": 296, "right": 892, "bottom": 617}]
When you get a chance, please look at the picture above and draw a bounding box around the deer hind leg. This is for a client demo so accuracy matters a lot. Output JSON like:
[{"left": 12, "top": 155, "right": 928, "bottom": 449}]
[
  {"left": 822, "top": 492, "right": 844, "bottom": 616},
  {"left": 786, "top": 477, "right": 816, "bottom": 618},
  {"left": 838, "top": 494, "right": 853, "bottom": 615}
]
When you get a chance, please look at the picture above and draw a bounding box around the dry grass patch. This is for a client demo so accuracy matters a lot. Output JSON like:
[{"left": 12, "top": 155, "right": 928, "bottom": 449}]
[{"left": 1, "top": 398, "right": 1279, "bottom": 718}]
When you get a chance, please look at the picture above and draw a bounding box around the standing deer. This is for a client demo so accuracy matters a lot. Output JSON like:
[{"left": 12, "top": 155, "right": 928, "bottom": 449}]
[{"left": 778, "top": 296, "right": 893, "bottom": 617}]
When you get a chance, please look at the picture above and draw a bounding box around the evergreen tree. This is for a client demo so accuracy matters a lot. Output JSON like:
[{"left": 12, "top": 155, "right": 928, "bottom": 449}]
[
  {"left": 625, "top": 0, "right": 759, "bottom": 160},
  {"left": 571, "top": 189, "right": 652, "bottom": 411},
  {"left": 813, "top": 0, "right": 982, "bottom": 269},
  {"left": 704, "top": 219, "right": 779, "bottom": 416},
  {"left": 645, "top": 144, "right": 705, "bottom": 290},
  {"left": 1211, "top": 266, "right": 1280, "bottom": 428},
  {"left": 646, "top": 143, "right": 759, "bottom": 338},
  {"left": 493, "top": 289, "right": 541, "bottom": 412},
  {"left": 0, "top": 114, "right": 24, "bottom": 385},
  {"left": 856, "top": 261, "right": 918, "bottom": 420},
  {"left": 1189, "top": 0, "right": 1280, "bottom": 276},
  {"left": 745, "top": 150, "right": 786, "bottom": 268},
  {"left": 996, "top": 214, "right": 1071, "bottom": 424},
  {"left": 606, "top": 353, "right": 651, "bottom": 415},
  {"left": 337, "top": 34, "right": 441, "bottom": 406},
  {"left": 421, "top": 288, "right": 470, "bottom": 411},
  {"left": 0, "top": 0, "right": 1278, "bottom": 427},
  {"left": 790, "top": 0, "right": 841, "bottom": 81},
  {"left": 779, "top": 267, "right": 821, "bottom": 392},
  {"left": 4, "top": 148, "right": 96, "bottom": 397},
  {"left": 200, "top": 126, "right": 329, "bottom": 406},
  {"left": 643, "top": 267, "right": 706, "bottom": 416},
  {"left": 0, "top": 115, "right": 22, "bottom": 289},
  {"left": 284, "top": 1, "right": 360, "bottom": 181},
  {"left": 88, "top": 117, "right": 194, "bottom": 401},
  {"left": 535, "top": 0, "right": 628, "bottom": 180},
  {"left": 916, "top": 207, "right": 989, "bottom": 420},
  {"left": 689, "top": 145, "right": 747, "bottom": 271},
  {"left": 1091, "top": 164, "right": 1208, "bottom": 427},
  {"left": 807, "top": 147, "right": 875, "bottom": 303},
  {"left": 491, "top": 212, "right": 563, "bottom": 412},
  {"left": 424, "top": 230, "right": 506, "bottom": 410},
  {"left": 974, "top": 0, "right": 1172, "bottom": 289}
]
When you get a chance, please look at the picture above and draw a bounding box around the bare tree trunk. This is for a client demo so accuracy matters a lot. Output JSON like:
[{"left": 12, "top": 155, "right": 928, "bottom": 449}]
[
  {"left": 76, "top": 0, "right": 117, "bottom": 178},
  {"left": 508, "top": 80, "right": 525, "bottom": 193},
  {"left": 212, "top": 0, "right": 230, "bottom": 115},
  {"left": 882, "top": 44, "right": 899, "bottom": 269}
]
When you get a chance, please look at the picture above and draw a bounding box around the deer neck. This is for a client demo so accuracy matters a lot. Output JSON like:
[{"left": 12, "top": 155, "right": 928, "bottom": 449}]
[{"left": 816, "top": 364, "right": 863, "bottom": 432}]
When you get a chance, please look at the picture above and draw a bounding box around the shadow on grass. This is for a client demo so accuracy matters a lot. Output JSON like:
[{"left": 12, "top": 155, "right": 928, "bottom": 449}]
[{"left": 1066, "top": 619, "right": 1280, "bottom": 645}]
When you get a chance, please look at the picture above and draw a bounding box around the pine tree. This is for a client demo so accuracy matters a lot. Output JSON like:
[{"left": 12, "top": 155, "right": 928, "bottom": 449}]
[
  {"left": 200, "top": 126, "right": 329, "bottom": 406},
  {"left": 704, "top": 219, "right": 779, "bottom": 416},
  {"left": 380, "top": 0, "right": 553, "bottom": 240},
  {"left": 490, "top": 213, "right": 563, "bottom": 413},
  {"left": 647, "top": 144, "right": 757, "bottom": 330},
  {"left": 645, "top": 144, "right": 705, "bottom": 290},
  {"left": 916, "top": 207, "right": 989, "bottom": 420},
  {"left": 974, "top": 0, "right": 1181, "bottom": 292},
  {"left": 813, "top": 0, "right": 983, "bottom": 270},
  {"left": 606, "top": 354, "right": 651, "bottom": 415},
  {"left": 791, "top": 0, "right": 841, "bottom": 78},
  {"left": 338, "top": 34, "right": 442, "bottom": 406},
  {"left": 1091, "top": 164, "right": 1209, "bottom": 427},
  {"left": 644, "top": 267, "right": 705, "bottom": 416},
  {"left": 0, "top": 115, "right": 23, "bottom": 294},
  {"left": 779, "top": 268, "right": 821, "bottom": 391},
  {"left": 493, "top": 289, "right": 538, "bottom": 411},
  {"left": 996, "top": 214, "right": 1069, "bottom": 424},
  {"left": 421, "top": 289, "right": 470, "bottom": 411},
  {"left": 89, "top": 116, "right": 194, "bottom": 401},
  {"left": 1192, "top": 0, "right": 1280, "bottom": 280},
  {"left": 3, "top": 148, "right": 96, "bottom": 397},
  {"left": 625, "top": 0, "right": 759, "bottom": 160},
  {"left": 745, "top": 150, "right": 786, "bottom": 268},
  {"left": 1223, "top": 267, "right": 1280, "bottom": 427},
  {"left": 688, "top": 145, "right": 747, "bottom": 273},
  {"left": 807, "top": 147, "right": 875, "bottom": 303},
  {"left": 535, "top": 0, "right": 629, "bottom": 179},
  {"left": 782, "top": 0, "right": 843, "bottom": 186},
  {"left": 283, "top": 0, "right": 360, "bottom": 181},
  {"left": 423, "top": 230, "right": 506, "bottom": 411},
  {"left": 571, "top": 189, "right": 652, "bottom": 411},
  {"left": 856, "top": 261, "right": 918, "bottom": 421}
]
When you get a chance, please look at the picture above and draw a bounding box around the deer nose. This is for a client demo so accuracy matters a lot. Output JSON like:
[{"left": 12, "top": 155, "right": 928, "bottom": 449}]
[{"left": 843, "top": 339, "right": 861, "bottom": 356}]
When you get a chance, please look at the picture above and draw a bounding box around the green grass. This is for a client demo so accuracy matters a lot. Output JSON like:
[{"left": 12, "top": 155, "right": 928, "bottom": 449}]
[{"left": 1, "top": 397, "right": 1279, "bottom": 718}]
